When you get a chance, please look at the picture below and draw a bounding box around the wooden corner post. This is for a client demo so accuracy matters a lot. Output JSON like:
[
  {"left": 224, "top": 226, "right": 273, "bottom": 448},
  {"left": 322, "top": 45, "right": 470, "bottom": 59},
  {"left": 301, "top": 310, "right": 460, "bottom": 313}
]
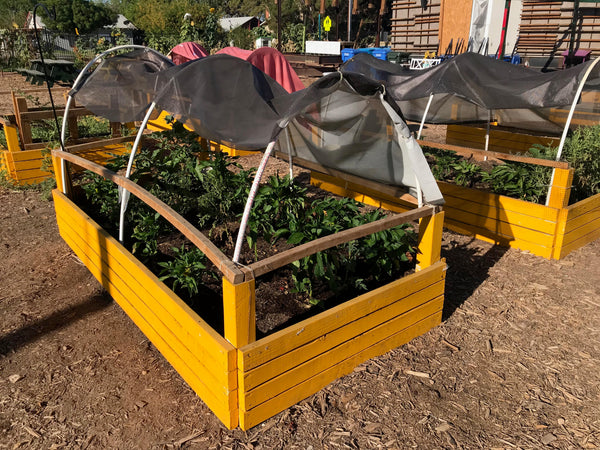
[
  {"left": 3, "top": 123, "right": 20, "bottom": 153},
  {"left": 222, "top": 277, "right": 256, "bottom": 348},
  {"left": 547, "top": 168, "right": 574, "bottom": 209},
  {"left": 417, "top": 210, "right": 444, "bottom": 271}
]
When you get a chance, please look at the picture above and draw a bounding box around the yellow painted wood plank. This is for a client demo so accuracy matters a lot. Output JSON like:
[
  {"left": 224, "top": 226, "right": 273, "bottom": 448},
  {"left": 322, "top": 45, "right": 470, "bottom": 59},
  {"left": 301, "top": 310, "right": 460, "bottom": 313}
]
[
  {"left": 53, "top": 191, "right": 235, "bottom": 372},
  {"left": 55, "top": 216, "right": 237, "bottom": 397},
  {"left": 565, "top": 193, "right": 600, "bottom": 219},
  {"left": 55, "top": 212, "right": 238, "bottom": 427},
  {"left": 223, "top": 278, "right": 256, "bottom": 348},
  {"left": 555, "top": 225, "right": 600, "bottom": 259},
  {"left": 13, "top": 169, "right": 52, "bottom": 182},
  {"left": 443, "top": 194, "right": 558, "bottom": 234},
  {"left": 242, "top": 297, "right": 443, "bottom": 411},
  {"left": 439, "top": 182, "right": 560, "bottom": 221},
  {"left": 240, "top": 261, "right": 445, "bottom": 372},
  {"left": 3, "top": 124, "right": 21, "bottom": 152},
  {"left": 561, "top": 215, "right": 600, "bottom": 248},
  {"left": 241, "top": 281, "right": 444, "bottom": 392},
  {"left": 7, "top": 149, "right": 44, "bottom": 161},
  {"left": 444, "top": 207, "right": 556, "bottom": 247},
  {"left": 240, "top": 310, "right": 442, "bottom": 430},
  {"left": 444, "top": 220, "right": 555, "bottom": 259},
  {"left": 12, "top": 159, "right": 46, "bottom": 171},
  {"left": 563, "top": 205, "right": 600, "bottom": 235}
]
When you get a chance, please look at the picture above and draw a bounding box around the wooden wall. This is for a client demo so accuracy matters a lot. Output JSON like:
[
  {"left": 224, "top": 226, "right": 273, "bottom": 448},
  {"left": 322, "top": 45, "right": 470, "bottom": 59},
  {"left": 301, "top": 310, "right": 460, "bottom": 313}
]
[
  {"left": 518, "top": 1, "right": 600, "bottom": 58},
  {"left": 390, "top": 0, "right": 441, "bottom": 54}
]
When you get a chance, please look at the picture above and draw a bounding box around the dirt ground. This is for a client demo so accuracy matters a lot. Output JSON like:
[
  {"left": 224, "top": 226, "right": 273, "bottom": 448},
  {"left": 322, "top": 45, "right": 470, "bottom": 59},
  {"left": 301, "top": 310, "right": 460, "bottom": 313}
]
[{"left": 1, "top": 74, "right": 600, "bottom": 449}]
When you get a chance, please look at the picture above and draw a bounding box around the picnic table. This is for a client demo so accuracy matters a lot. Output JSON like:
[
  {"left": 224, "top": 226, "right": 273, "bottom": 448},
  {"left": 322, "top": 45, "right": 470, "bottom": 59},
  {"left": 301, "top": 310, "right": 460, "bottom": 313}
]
[{"left": 17, "top": 58, "right": 78, "bottom": 86}]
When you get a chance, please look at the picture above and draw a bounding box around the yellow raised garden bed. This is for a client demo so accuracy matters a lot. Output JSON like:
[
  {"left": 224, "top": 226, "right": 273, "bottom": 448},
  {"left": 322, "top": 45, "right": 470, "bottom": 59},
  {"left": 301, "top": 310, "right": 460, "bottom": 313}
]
[
  {"left": 51, "top": 150, "right": 446, "bottom": 430},
  {"left": 312, "top": 158, "right": 600, "bottom": 260}
]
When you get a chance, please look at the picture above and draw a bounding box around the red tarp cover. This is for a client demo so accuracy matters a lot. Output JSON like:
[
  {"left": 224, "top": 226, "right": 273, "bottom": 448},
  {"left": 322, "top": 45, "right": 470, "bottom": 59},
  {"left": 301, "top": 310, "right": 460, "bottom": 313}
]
[
  {"left": 216, "top": 46, "right": 253, "bottom": 60},
  {"left": 246, "top": 47, "right": 305, "bottom": 93},
  {"left": 170, "top": 42, "right": 209, "bottom": 65}
]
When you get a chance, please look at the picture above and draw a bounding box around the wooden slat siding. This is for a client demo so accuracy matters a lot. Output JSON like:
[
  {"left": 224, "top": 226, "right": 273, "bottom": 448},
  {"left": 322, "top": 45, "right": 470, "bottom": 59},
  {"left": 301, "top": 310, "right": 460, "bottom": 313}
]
[
  {"left": 439, "top": 182, "right": 560, "bottom": 221},
  {"left": 390, "top": 0, "right": 441, "bottom": 53},
  {"left": 310, "top": 172, "right": 416, "bottom": 213},
  {"left": 239, "top": 261, "right": 445, "bottom": 372},
  {"left": 56, "top": 217, "right": 237, "bottom": 400},
  {"left": 53, "top": 191, "right": 239, "bottom": 428},
  {"left": 240, "top": 310, "right": 443, "bottom": 430},
  {"left": 241, "top": 295, "right": 443, "bottom": 413},
  {"left": 240, "top": 279, "right": 444, "bottom": 394},
  {"left": 53, "top": 190, "right": 235, "bottom": 374},
  {"left": 52, "top": 150, "right": 245, "bottom": 284},
  {"left": 446, "top": 125, "right": 561, "bottom": 155}
]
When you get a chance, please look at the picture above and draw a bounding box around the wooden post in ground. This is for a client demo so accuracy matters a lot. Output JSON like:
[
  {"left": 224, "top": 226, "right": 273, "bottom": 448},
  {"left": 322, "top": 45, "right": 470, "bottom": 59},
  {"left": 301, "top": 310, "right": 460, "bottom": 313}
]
[
  {"left": 222, "top": 278, "right": 256, "bottom": 348},
  {"left": 547, "top": 167, "right": 574, "bottom": 209},
  {"left": 417, "top": 210, "right": 445, "bottom": 271}
]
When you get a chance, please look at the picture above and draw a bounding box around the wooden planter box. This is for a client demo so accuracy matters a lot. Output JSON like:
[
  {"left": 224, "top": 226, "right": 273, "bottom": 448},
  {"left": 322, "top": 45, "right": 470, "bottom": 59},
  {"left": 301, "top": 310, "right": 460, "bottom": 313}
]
[
  {"left": 1, "top": 98, "right": 131, "bottom": 185},
  {"left": 445, "top": 124, "right": 560, "bottom": 155},
  {"left": 312, "top": 167, "right": 600, "bottom": 260},
  {"left": 51, "top": 151, "right": 446, "bottom": 430}
]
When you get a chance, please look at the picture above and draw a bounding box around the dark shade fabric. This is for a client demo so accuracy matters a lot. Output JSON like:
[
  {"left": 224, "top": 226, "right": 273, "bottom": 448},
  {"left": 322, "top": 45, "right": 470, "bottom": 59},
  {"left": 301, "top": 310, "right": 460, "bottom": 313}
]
[
  {"left": 70, "top": 48, "right": 175, "bottom": 123},
  {"left": 70, "top": 50, "right": 445, "bottom": 205},
  {"left": 341, "top": 52, "right": 599, "bottom": 132}
]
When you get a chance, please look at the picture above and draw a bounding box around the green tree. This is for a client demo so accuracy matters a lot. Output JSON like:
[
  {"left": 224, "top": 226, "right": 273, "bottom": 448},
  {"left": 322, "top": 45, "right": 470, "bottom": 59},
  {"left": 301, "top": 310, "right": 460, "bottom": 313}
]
[
  {"left": 40, "top": 0, "right": 116, "bottom": 34},
  {"left": 0, "top": 0, "right": 35, "bottom": 29}
]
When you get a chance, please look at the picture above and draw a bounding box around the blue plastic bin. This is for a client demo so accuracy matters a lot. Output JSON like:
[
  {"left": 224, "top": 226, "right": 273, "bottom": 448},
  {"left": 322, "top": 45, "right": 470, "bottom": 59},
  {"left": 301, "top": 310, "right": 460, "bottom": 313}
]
[{"left": 341, "top": 49, "right": 356, "bottom": 62}]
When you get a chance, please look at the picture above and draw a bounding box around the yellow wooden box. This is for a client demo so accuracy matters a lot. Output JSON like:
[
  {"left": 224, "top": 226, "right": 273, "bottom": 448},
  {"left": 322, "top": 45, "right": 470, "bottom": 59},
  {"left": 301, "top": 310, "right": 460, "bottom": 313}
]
[
  {"left": 0, "top": 122, "right": 131, "bottom": 185},
  {"left": 312, "top": 169, "right": 600, "bottom": 260},
  {"left": 51, "top": 150, "right": 446, "bottom": 430}
]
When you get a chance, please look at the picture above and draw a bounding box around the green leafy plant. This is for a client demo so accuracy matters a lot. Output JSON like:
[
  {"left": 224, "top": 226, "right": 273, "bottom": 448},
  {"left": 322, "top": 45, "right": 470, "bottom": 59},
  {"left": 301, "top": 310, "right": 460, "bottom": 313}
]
[
  {"left": 452, "top": 159, "right": 483, "bottom": 187},
  {"left": 559, "top": 125, "right": 600, "bottom": 203},
  {"left": 158, "top": 245, "right": 211, "bottom": 297},
  {"left": 482, "top": 162, "right": 550, "bottom": 203},
  {"left": 194, "top": 152, "right": 254, "bottom": 230},
  {"left": 424, "top": 147, "right": 461, "bottom": 181},
  {"left": 247, "top": 174, "right": 306, "bottom": 252}
]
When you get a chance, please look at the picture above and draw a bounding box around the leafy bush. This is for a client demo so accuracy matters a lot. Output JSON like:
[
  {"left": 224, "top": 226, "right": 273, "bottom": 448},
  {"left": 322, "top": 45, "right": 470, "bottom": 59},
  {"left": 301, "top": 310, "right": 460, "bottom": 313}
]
[
  {"left": 158, "top": 245, "right": 212, "bottom": 297},
  {"left": 482, "top": 162, "right": 550, "bottom": 203},
  {"left": 560, "top": 125, "right": 600, "bottom": 202}
]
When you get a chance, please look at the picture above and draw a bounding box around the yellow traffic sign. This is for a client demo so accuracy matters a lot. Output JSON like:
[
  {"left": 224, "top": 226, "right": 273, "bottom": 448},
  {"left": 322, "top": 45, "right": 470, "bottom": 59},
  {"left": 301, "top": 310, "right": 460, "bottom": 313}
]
[{"left": 323, "top": 16, "right": 332, "bottom": 32}]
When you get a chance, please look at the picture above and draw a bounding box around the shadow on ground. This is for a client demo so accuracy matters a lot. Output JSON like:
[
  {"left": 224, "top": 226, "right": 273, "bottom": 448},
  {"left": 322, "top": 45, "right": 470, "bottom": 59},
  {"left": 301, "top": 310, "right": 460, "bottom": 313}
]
[
  {"left": 0, "top": 291, "right": 112, "bottom": 355},
  {"left": 441, "top": 238, "right": 508, "bottom": 320}
]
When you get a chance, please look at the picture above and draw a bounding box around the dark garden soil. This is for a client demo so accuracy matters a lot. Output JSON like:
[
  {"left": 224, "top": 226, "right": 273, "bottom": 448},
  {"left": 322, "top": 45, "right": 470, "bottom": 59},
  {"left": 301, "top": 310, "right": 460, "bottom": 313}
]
[{"left": 1, "top": 75, "right": 600, "bottom": 449}]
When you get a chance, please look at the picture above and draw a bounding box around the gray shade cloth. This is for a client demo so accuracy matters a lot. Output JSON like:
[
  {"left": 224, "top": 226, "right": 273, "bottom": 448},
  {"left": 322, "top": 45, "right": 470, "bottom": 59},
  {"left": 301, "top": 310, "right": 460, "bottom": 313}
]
[
  {"left": 70, "top": 50, "right": 444, "bottom": 205},
  {"left": 341, "top": 52, "right": 599, "bottom": 133}
]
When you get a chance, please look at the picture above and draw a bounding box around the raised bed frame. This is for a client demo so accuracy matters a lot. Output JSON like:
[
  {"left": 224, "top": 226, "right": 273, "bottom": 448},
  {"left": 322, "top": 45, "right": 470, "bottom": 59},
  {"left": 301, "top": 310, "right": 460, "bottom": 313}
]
[
  {"left": 311, "top": 140, "right": 600, "bottom": 260},
  {"left": 51, "top": 149, "right": 446, "bottom": 430},
  {"left": 1, "top": 94, "right": 128, "bottom": 185}
]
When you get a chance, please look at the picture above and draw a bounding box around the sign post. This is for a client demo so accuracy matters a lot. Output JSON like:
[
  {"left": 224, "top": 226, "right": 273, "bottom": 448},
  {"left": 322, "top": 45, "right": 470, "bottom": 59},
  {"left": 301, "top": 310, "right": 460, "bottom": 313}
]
[{"left": 323, "top": 15, "right": 332, "bottom": 40}]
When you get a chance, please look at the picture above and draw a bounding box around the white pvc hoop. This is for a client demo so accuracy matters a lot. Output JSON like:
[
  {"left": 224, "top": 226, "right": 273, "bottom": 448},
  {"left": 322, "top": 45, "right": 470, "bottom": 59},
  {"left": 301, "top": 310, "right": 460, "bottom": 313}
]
[
  {"left": 233, "top": 140, "right": 277, "bottom": 263},
  {"left": 545, "top": 56, "right": 600, "bottom": 206},
  {"left": 59, "top": 45, "right": 167, "bottom": 194},
  {"left": 118, "top": 102, "right": 157, "bottom": 242},
  {"left": 417, "top": 93, "right": 434, "bottom": 140}
]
